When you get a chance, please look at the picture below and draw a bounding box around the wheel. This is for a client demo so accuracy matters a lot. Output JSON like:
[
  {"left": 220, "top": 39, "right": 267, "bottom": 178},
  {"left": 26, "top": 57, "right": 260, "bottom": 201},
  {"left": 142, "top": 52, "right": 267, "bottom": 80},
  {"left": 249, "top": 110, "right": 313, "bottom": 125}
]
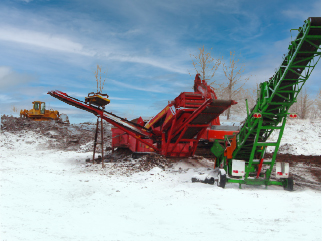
[
  {"left": 217, "top": 173, "right": 226, "bottom": 188},
  {"left": 283, "top": 177, "right": 294, "bottom": 191}
]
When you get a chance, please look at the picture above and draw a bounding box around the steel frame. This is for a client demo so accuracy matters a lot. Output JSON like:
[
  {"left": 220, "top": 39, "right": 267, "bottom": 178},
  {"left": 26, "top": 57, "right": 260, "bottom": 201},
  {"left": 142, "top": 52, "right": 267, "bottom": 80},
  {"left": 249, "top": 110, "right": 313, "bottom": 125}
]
[
  {"left": 215, "top": 17, "right": 321, "bottom": 189},
  {"left": 49, "top": 74, "right": 235, "bottom": 157}
]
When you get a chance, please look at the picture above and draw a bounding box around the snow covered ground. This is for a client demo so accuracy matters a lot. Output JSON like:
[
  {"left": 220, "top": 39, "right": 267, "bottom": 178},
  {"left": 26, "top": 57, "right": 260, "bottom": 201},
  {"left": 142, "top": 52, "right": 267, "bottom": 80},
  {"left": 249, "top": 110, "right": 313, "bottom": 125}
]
[
  {"left": 221, "top": 116, "right": 321, "bottom": 156},
  {"left": 0, "top": 127, "right": 321, "bottom": 241},
  {"left": 267, "top": 119, "right": 321, "bottom": 156}
]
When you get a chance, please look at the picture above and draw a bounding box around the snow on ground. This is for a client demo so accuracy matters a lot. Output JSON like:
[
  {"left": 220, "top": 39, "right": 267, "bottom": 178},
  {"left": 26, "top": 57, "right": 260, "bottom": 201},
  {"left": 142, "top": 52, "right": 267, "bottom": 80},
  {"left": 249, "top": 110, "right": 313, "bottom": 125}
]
[
  {"left": 267, "top": 119, "right": 321, "bottom": 156},
  {"left": 0, "top": 130, "right": 321, "bottom": 241},
  {"left": 221, "top": 116, "right": 321, "bottom": 156}
]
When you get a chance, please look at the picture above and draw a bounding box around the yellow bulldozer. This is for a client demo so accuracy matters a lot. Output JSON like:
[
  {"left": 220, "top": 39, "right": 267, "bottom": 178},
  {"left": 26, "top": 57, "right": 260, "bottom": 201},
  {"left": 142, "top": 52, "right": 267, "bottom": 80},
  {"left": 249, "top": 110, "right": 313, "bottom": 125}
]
[{"left": 20, "top": 101, "right": 69, "bottom": 124}]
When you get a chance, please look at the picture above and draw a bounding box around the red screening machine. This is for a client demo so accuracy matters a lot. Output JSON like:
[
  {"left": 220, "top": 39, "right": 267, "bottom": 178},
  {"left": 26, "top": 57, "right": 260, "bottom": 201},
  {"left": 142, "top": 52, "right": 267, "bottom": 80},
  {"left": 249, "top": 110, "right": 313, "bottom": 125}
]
[{"left": 48, "top": 74, "right": 237, "bottom": 157}]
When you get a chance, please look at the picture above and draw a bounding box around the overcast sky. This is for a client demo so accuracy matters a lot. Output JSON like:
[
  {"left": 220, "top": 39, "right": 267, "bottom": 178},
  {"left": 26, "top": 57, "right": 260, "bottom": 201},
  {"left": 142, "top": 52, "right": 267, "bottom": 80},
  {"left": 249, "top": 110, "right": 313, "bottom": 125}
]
[{"left": 0, "top": 0, "right": 321, "bottom": 123}]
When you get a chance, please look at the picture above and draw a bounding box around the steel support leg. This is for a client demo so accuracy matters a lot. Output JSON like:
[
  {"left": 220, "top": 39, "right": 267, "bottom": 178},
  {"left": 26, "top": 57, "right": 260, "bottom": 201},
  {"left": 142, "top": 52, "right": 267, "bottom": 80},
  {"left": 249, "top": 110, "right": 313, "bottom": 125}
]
[
  {"left": 101, "top": 117, "right": 105, "bottom": 168},
  {"left": 92, "top": 118, "right": 99, "bottom": 164}
]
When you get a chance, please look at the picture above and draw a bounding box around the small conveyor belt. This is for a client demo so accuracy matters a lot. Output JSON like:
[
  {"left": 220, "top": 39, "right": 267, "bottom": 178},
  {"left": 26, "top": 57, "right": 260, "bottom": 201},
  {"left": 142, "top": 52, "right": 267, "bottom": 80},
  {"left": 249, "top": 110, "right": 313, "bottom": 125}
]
[{"left": 48, "top": 90, "right": 153, "bottom": 139}]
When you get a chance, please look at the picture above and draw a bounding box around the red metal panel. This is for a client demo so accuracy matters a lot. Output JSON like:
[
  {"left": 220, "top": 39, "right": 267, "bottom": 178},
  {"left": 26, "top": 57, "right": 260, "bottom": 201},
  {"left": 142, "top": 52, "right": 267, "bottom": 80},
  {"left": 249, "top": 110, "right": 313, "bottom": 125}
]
[
  {"left": 112, "top": 127, "right": 129, "bottom": 149},
  {"left": 112, "top": 128, "right": 155, "bottom": 153},
  {"left": 206, "top": 130, "right": 239, "bottom": 141},
  {"left": 145, "top": 105, "right": 171, "bottom": 129},
  {"left": 165, "top": 143, "right": 192, "bottom": 157},
  {"left": 170, "top": 99, "right": 212, "bottom": 139}
]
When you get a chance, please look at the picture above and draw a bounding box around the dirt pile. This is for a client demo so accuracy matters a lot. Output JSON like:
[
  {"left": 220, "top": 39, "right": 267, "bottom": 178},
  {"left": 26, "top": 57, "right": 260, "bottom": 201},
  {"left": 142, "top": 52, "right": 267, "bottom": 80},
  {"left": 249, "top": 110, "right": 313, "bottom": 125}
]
[
  {"left": 84, "top": 149, "right": 175, "bottom": 176},
  {"left": 1, "top": 115, "right": 111, "bottom": 152},
  {"left": 107, "top": 148, "right": 174, "bottom": 173},
  {"left": 106, "top": 154, "right": 174, "bottom": 175}
]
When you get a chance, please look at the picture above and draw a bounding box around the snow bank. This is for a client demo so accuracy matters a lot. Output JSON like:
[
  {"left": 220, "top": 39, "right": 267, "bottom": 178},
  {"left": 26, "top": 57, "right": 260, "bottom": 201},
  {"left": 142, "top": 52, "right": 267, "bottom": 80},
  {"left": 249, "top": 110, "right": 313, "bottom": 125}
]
[
  {"left": 267, "top": 119, "right": 321, "bottom": 156},
  {"left": 220, "top": 115, "right": 321, "bottom": 156}
]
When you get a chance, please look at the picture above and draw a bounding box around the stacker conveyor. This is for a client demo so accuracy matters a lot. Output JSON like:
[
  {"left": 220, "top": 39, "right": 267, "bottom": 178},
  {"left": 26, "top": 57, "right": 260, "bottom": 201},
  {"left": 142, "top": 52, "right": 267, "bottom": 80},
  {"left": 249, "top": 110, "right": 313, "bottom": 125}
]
[{"left": 208, "top": 17, "right": 321, "bottom": 190}]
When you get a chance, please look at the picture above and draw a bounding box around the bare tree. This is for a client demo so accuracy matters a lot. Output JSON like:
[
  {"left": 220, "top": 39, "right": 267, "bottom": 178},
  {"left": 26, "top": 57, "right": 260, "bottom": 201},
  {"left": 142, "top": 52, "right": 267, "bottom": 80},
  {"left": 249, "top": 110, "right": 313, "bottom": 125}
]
[
  {"left": 315, "top": 88, "right": 321, "bottom": 118},
  {"left": 11, "top": 106, "right": 18, "bottom": 113},
  {"left": 290, "top": 88, "right": 314, "bottom": 119},
  {"left": 189, "top": 45, "right": 222, "bottom": 83},
  {"left": 214, "top": 85, "right": 257, "bottom": 118},
  {"left": 233, "top": 86, "right": 257, "bottom": 117},
  {"left": 94, "top": 64, "right": 107, "bottom": 93},
  {"left": 306, "top": 88, "right": 321, "bottom": 119},
  {"left": 299, "top": 89, "right": 313, "bottom": 119},
  {"left": 222, "top": 51, "right": 250, "bottom": 120}
]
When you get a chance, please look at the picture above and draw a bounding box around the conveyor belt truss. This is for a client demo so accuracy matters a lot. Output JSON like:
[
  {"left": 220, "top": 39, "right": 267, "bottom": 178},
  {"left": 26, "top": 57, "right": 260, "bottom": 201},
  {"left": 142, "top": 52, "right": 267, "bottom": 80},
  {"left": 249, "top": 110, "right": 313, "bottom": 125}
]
[
  {"left": 48, "top": 90, "right": 159, "bottom": 151},
  {"left": 228, "top": 17, "right": 321, "bottom": 187}
]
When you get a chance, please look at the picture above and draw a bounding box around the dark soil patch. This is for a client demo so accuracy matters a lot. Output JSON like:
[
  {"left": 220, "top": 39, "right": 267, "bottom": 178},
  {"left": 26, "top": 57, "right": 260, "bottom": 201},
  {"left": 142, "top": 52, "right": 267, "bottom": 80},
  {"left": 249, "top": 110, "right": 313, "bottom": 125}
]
[
  {"left": 309, "top": 168, "right": 321, "bottom": 183},
  {"left": 266, "top": 153, "right": 321, "bottom": 167},
  {"left": 103, "top": 148, "right": 175, "bottom": 172},
  {"left": 1, "top": 115, "right": 111, "bottom": 152},
  {"left": 266, "top": 153, "right": 321, "bottom": 184}
]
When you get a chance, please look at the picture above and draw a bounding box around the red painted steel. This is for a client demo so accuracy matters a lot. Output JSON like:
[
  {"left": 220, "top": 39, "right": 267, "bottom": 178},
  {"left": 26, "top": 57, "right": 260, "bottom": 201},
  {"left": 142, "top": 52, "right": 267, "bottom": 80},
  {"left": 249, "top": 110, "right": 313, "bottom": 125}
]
[
  {"left": 48, "top": 90, "right": 159, "bottom": 152},
  {"left": 201, "top": 130, "right": 239, "bottom": 141},
  {"left": 256, "top": 158, "right": 265, "bottom": 178},
  {"left": 49, "top": 74, "right": 236, "bottom": 157}
]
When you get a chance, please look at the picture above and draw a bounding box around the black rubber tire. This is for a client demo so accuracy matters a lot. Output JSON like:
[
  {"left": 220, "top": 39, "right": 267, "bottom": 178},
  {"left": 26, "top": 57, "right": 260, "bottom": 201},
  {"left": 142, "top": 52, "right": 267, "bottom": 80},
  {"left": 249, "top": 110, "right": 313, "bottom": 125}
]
[
  {"left": 283, "top": 177, "right": 294, "bottom": 191},
  {"left": 217, "top": 173, "right": 226, "bottom": 188}
]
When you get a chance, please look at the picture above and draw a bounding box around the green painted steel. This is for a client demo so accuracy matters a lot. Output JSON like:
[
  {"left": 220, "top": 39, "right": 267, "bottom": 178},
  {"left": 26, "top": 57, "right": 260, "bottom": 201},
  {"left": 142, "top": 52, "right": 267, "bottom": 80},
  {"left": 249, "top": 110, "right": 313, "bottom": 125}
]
[
  {"left": 211, "top": 139, "right": 225, "bottom": 159},
  {"left": 212, "top": 17, "right": 321, "bottom": 189}
]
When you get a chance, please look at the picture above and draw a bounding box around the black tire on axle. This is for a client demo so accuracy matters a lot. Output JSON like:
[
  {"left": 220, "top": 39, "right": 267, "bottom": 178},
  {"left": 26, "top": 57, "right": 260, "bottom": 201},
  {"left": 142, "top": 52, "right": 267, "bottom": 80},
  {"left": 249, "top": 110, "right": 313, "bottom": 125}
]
[
  {"left": 217, "top": 173, "right": 226, "bottom": 188},
  {"left": 283, "top": 177, "right": 294, "bottom": 191}
]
